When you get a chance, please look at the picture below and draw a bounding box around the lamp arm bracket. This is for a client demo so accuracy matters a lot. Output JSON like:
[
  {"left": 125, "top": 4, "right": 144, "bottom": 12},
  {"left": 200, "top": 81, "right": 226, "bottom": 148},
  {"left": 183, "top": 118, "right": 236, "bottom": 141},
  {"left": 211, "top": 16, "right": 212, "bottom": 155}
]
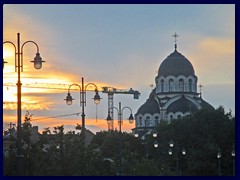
[
  {"left": 21, "top": 40, "right": 40, "bottom": 53},
  {"left": 85, "top": 83, "right": 98, "bottom": 91}
]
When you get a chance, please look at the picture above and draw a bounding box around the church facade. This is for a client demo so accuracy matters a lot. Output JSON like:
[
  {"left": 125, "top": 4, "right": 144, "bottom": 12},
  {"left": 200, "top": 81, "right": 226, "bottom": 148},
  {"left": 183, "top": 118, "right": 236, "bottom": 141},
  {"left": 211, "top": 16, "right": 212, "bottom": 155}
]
[{"left": 133, "top": 35, "right": 213, "bottom": 134}]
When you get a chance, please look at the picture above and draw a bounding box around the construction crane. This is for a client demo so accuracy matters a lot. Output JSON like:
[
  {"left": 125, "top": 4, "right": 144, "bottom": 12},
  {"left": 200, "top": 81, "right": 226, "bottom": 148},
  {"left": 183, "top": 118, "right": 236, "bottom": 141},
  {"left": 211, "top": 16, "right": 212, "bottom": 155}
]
[
  {"left": 3, "top": 82, "right": 81, "bottom": 91},
  {"left": 102, "top": 87, "right": 140, "bottom": 130},
  {"left": 3, "top": 82, "right": 140, "bottom": 130}
]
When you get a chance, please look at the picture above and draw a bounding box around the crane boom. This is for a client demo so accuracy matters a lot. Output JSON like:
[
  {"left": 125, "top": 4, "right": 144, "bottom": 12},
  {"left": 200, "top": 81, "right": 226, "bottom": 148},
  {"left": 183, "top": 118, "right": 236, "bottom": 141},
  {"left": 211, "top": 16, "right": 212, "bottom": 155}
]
[{"left": 3, "top": 82, "right": 140, "bottom": 131}]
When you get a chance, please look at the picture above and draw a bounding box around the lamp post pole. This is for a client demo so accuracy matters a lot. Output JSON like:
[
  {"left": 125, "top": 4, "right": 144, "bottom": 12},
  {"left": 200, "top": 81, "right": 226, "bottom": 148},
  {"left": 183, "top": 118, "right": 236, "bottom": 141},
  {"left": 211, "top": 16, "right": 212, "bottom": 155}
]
[
  {"left": 106, "top": 102, "right": 134, "bottom": 175},
  {"left": 134, "top": 130, "right": 158, "bottom": 158},
  {"left": 176, "top": 145, "right": 179, "bottom": 176},
  {"left": 65, "top": 77, "right": 101, "bottom": 143},
  {"left": 3, "top": 33, "right": 45, "bottom": 175},
  {"left": 81, "top": 77, "right": 86, "bottom": 134},
  {"left": 119, "top": 102, "right": 122, "bottom": 133},
  {"left": 232, "top": 146, "right": 235, "bottom": 176},
  {"left": 168, "top": 139, "right": 186, "bottom": 176},
  {"left": 106, "top": 102, "right": 134, "bottom": 133},
  {"left": 217, "top": 148, "right": 221, "bottom": 176}
]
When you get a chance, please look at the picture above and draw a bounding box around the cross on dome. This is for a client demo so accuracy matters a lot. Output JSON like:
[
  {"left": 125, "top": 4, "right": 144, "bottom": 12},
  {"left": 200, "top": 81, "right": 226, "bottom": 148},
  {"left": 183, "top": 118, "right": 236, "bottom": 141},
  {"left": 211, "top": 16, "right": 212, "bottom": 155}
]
[
  {"left": 199, "top": 83, "right": 203, "bottom": 97},
  {"left": 172, "top": 32, "right": 179, "bottom": 50}
]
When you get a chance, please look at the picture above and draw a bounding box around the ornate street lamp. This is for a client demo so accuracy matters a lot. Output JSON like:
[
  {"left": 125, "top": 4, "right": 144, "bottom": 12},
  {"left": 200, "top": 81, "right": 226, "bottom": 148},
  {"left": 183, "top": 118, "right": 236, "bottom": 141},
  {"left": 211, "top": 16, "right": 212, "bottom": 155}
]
[
  {"left": 134, "top": 133, "right": 139, "bottom": 138},
  {"left": 3, "top": 33, "right": 45, "bottom": 175},
  {"left": 64, "top": 77, "right": 101, "bottom": 141},
  {"left": 217, "top": 148, "right": 222, "bottom": 176},
  {"left": 153, "top": 131, "right": 158, "bottom": 138},
  {"left": 106, "top": 102, "right": 134, "bottom": 176},
  {"left": 232, "top": 146, "right": 235, "bottom": 176},
  {"left": 168, "top": 139, "right": 186, "bottom": 176},
  {"left": 154, "top": 140, "right": 159, "bottom": 148},
  {"left": 106, "top": 102, "right": 134, "bottom": 133}
]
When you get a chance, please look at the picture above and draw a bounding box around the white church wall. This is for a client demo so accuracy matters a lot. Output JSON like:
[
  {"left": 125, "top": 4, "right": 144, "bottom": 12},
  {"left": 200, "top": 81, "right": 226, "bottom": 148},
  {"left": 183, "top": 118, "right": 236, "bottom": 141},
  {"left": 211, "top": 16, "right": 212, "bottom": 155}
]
[{"left": 156, "top": 74, "right": 198, "bottom": 94}]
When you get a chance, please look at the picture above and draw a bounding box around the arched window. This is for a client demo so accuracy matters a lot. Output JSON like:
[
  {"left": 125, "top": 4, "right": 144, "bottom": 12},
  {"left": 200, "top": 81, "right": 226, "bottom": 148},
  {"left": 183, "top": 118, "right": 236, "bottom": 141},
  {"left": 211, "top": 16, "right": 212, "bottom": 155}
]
[
  {"left": 137, "top": 117, "right": 142, "bottom": 127},
  {"left": 149, "top": 117, "right": 154, "bottom": 127},
  {"left": 139, "top": 117, "right": 142, "bottom": 127},
  {"left": 145, "top": 116, "right": 150, "bottom": 127},
  {"left": 155, "top": 116, "right": 159, "bottom": 126},
  {"left": 170, "top": 115, "right": 173, "bottom": 120},
  {"left": 189, "top": 79, "right": 192, "bottom": 92},
  {"left": 169, "top": 79, "right": 174, "bottom": 92},
  {"left": 161, "top": 79, "right": 164, "bottom": 92},
  {"left": 177, "top": 115, "right": 182, "bottom": 119},
  {"left": 179, "top": 79, "right": 184, "bottom": 92}
]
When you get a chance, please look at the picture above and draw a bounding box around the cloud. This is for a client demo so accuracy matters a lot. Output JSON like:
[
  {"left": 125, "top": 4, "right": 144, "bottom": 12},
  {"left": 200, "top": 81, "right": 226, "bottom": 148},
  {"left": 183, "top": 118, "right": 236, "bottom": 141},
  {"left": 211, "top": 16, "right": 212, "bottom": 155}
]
[
  {"left": 186, "top": 37, "right": 235, "bottom": 85},
  {"left": 3, "top": 101, "right": 51, "bottom": 110},
  {"left": 3, "top": 4, "right": 234, "bottom": 135}
]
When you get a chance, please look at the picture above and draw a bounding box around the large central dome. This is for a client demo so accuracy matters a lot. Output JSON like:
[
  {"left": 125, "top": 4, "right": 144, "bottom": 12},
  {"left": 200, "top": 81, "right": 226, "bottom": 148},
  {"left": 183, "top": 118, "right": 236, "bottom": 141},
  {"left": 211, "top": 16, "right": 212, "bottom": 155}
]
[{"left": 158, "top": 50, "right": 195, "bottom": 77}]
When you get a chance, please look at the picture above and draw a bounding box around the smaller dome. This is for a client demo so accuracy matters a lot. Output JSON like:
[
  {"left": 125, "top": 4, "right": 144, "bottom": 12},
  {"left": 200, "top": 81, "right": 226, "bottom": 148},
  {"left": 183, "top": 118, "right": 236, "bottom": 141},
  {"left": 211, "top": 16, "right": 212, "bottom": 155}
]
[
  {"left": 167, "top": 95, "right": 198, "bottom": 113},
  {"left": 136, "top": 98, "right": 159, "bottom": 115},
  {"left": 158, "top": 50, "right": 195, "bottom": 77}
]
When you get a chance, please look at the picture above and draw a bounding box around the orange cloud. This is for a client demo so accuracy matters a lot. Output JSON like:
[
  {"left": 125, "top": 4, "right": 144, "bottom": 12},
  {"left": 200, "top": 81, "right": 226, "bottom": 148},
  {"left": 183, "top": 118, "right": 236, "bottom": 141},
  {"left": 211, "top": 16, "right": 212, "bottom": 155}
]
[
  {"left": 186, "top": 37, "right": 235, "bottom": 85},
  {"left": 198, "top": 38, "right": 234, "bottom": 55}
]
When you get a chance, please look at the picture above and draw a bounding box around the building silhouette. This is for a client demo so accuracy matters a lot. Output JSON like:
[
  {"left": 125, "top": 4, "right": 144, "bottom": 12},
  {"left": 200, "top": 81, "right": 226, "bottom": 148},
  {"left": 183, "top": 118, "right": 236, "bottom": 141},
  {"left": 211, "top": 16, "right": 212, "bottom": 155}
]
[{"left": 133, "top": 34, "right": 213, "bottom": 135}]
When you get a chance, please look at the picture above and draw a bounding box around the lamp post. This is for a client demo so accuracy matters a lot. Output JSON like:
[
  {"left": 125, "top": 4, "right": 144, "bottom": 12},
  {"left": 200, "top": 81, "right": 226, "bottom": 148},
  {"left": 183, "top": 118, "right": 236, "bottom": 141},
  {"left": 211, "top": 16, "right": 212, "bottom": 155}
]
[
  {"left": 134, "top": 130, "right": 158, "bottom": 157},
  {"left": 106, "top": 102, "right": 134, "bottom": 133},
  {"left": 168, "top": 139, "right": 186, "bottom": 176},
  {"left": 217, "top": 148, "right": 221, "bottom": 176},
  {"left": 3, "top": 33, "right": 45, "bottom": 175},
  {"left": 64, "top": 77, "right": 101, "bottom": 142},
  {"left": 153, "top": 131, "right": 158, "bottom": 148},
  {"left": 232, "top": 146, "right": 235, "bottom": 176},
  {"left": 106, "top": 102, "right": 134, "bottom": 176}
]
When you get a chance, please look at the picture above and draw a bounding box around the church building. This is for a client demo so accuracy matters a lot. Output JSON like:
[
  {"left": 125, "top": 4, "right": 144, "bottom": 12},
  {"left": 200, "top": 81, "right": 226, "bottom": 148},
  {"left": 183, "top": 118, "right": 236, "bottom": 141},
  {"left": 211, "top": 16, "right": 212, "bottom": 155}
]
[{"left": 133, "top": 33, "right": 213, "bottom": 135}]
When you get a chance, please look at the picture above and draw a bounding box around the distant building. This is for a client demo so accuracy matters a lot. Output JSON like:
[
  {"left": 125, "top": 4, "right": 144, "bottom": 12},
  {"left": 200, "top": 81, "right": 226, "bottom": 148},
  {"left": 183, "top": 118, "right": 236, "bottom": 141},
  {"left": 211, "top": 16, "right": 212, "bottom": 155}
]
[{"left": 133, "top": 34, "right": 214, "bottom": 135}]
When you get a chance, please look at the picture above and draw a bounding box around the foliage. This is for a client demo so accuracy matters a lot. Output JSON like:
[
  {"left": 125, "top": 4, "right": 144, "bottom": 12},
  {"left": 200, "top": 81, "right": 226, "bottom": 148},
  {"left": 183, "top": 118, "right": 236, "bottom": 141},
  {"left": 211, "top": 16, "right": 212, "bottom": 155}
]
[
  {"left": 152, "top": 106, "right": 235, "bottom": 176},
  {"left": 3, "top": 107, "right": 235, "bottom": 176}
]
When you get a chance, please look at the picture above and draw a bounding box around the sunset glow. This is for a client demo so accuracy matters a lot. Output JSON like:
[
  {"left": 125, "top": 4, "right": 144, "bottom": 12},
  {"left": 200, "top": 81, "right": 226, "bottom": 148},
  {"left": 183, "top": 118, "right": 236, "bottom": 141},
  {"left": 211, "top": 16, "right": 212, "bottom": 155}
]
[
  {"left": 3, "top": 4, "right": 235, "bottom": 135},
  {"left": 3, "top": 49, "right": 14, "bottom": 58}
]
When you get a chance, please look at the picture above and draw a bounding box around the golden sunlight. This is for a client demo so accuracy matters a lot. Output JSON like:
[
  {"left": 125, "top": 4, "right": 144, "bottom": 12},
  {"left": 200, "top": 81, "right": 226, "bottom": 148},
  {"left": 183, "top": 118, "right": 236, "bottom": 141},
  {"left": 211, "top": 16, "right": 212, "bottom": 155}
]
[
  {"left": 29, "top": 117, "right": 134, "bottom": 134},
  {"left": 3, "top": 86, "right": 16, "bottom": 103},
  {"left": 3, "top": 49, "right": 14, "bottom": 58}
]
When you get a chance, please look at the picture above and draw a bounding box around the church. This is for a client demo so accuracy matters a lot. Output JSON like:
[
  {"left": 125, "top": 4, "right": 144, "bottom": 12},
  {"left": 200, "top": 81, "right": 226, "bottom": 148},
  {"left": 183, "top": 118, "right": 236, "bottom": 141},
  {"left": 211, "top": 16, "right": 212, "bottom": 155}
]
[{"left": 133, "top": 33, "right": 214, "bottom": 135}]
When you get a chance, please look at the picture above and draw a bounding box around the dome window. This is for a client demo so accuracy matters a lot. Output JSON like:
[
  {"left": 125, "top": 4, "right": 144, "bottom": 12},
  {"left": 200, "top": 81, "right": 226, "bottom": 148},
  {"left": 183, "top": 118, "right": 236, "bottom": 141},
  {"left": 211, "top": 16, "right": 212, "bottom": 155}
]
[
  {"left": 179, "top": 79, "right": 184, "bottom": 92},
  {"left": 161, "top": 79, "right": 164, "bottom": 92},
  {"left": 169, "top": 79, "right": 174, "bottom": 92},
  {"left": 189, "top": 79, "right": 192, "bottom": 92},
  {"left": 145, "top": 116, "right": 150, "bottom": 127}
]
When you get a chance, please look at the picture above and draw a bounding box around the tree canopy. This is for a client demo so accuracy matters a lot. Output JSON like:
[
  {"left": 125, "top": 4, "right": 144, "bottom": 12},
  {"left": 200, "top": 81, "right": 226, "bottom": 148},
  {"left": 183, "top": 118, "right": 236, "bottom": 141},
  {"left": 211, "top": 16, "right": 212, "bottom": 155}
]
[{"left": 3, "top": 107, "right": 235, "bottom": 176}]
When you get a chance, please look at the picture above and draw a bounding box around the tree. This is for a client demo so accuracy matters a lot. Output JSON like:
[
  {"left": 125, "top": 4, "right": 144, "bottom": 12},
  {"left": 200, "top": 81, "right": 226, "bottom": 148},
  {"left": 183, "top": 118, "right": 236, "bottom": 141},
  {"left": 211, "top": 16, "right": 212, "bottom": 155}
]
[
  {"left": 3, "top": 107, "right": 234, "bottom": 176},
  {"left": 153, "top": 107, "right": 235, "bottom": 176}
]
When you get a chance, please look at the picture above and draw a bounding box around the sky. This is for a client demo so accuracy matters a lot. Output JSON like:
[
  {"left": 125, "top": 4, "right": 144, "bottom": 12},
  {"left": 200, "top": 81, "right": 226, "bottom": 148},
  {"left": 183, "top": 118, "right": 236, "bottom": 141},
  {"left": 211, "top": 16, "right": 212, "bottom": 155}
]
[{"left": 3, "top": 4, "right": 235, "bottom": 134}]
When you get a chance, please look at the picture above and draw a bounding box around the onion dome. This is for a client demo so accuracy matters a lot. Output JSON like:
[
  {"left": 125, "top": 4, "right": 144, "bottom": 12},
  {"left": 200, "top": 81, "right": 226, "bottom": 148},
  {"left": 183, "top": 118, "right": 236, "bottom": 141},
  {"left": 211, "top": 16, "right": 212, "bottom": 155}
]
[
  {"left": 158, "top": 50, "right": 195, "bottom": 77},
  {"left": 136, "top": 88, "right": 160, "bottom": 115}
]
